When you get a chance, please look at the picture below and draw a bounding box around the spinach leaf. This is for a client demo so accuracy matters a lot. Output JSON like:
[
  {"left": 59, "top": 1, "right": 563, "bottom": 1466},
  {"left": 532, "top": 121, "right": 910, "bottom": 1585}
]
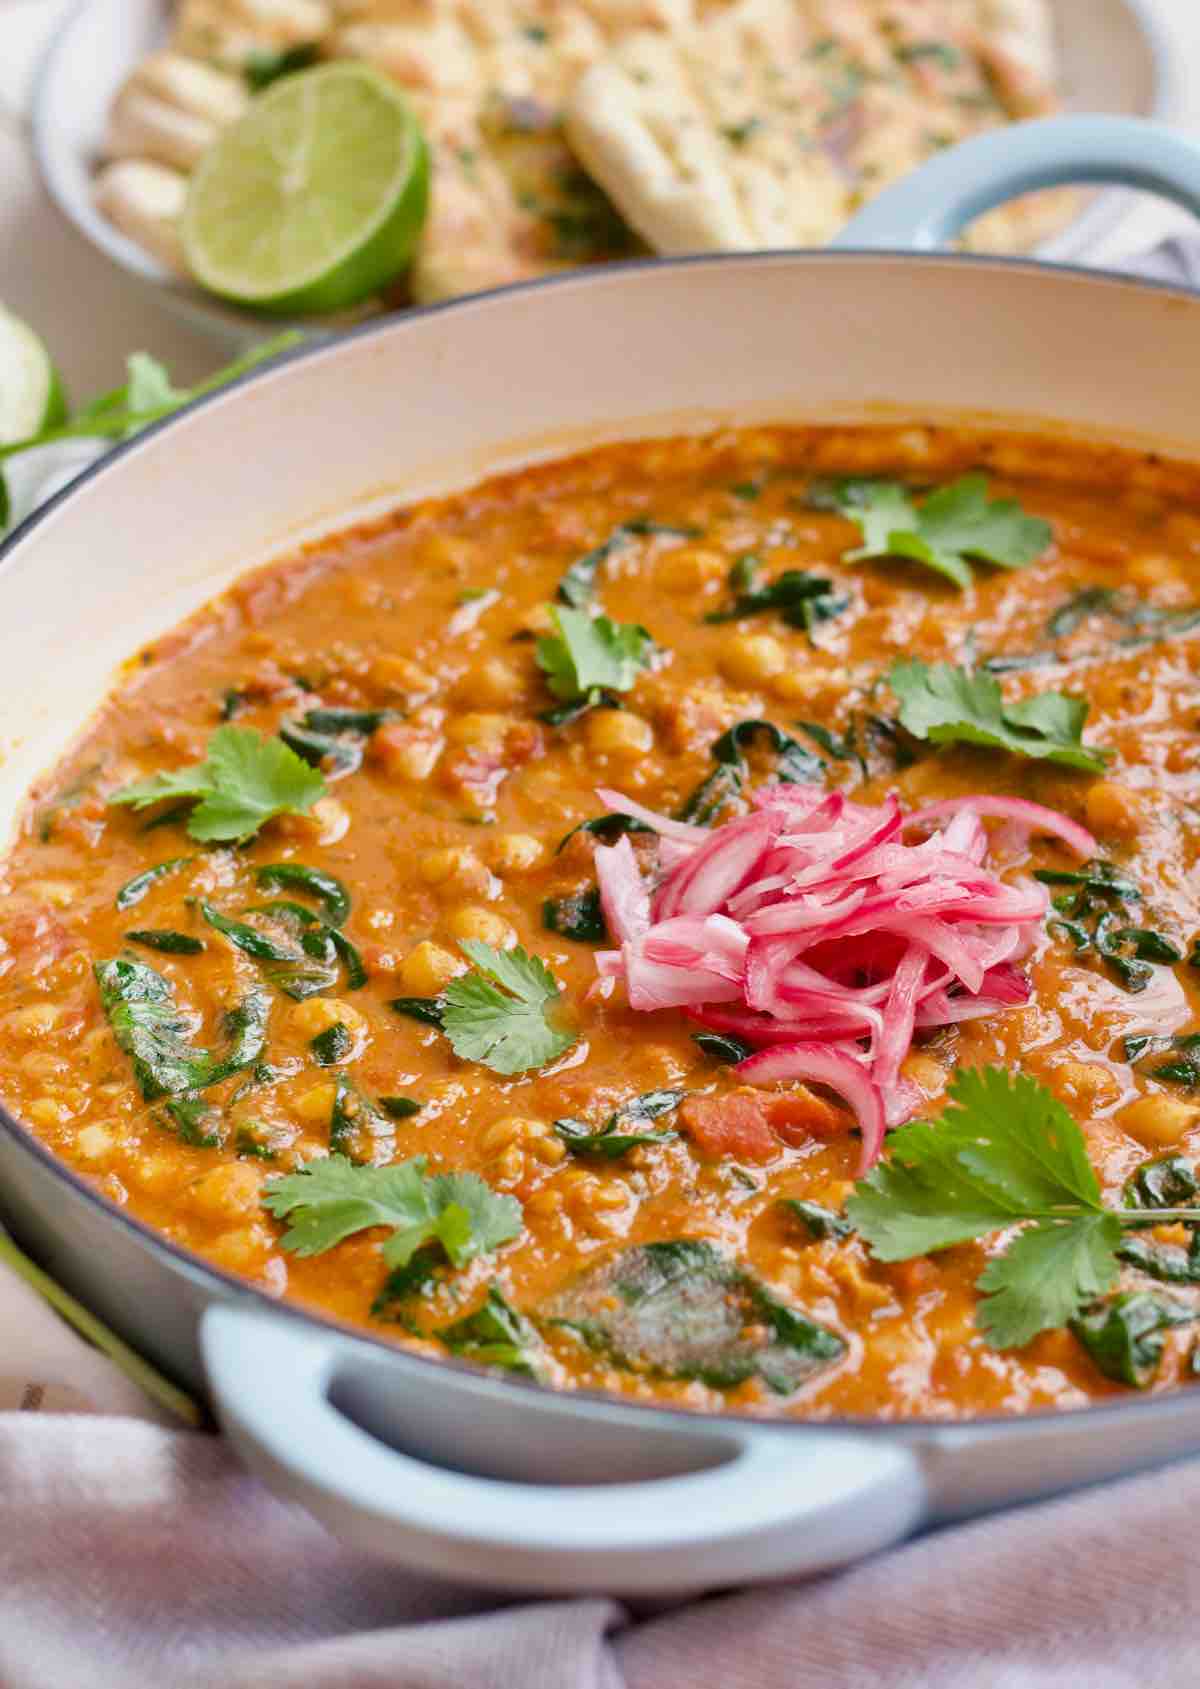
[
  {"left": 198, "top": 898, "right": 364, "bottom": 998},
  {"left": 558, "top": 520, "right": 697, "bottom": 608},
  {"left": 542, "top": 886, "right": 606, "bottom": 943},
  {"left": 704, "top": 566, "right": 848, "bottom": 634},
  {"left": 280, "top": 707, "right": 396, "bottom": 778},
  {"left": 162, "top": 1096, "right": 224, "bottom": 1148},
  {"left": 438, "top": 1284, "right": 545, "bottom": 1379},
  {"left": 678, "top": 719, "right": 824, "bottom": 824},
  {"left": 328, "top": 1075, "right": 396, "bottom": 1157},
  {"left": 1115, "top": 1233, "right": 1200, "bottom": 1285},
  {"left": 1070, "top": 1291, "right": 1198, "bottom": 1387},
  {"left": 124, "top": 929, "right": 205, "bottom": 955},
  {"left": 311, "top": 1022, "right": 353, "bottom": 1065},
  {"left": 389, "top": 996, "right": 445, "bottom": 1027},
  {"left": 556, "top": 812, "right": 655, "bottom": 853},
  {"left": 235, "top": 1121, "right": 290, "bottom": 1161},
  {"left": 252, "top": 863, "right": 350, "bottom": 925},
  {"left": 1046, "top": 587, "right": 1123, "bottom": 639},
  {"left": 115, "top": 856, "right": 193, "bottom": 910},
  {"left": 778, "top": 1197, "right": 854, "bottom": 1242},
  {"left": 379, "top": 1096, "right": 423, "bottom": 1119},
  {"left": 547, "top": 1239, "right": 845, "bottom": 1393},
  {"left": 371, "top": 1250, "right": 446, "bottom": 1324},
  {"left": 555, "top": 1088, "right": 684, "bottom": 1158},
  {"left": 1124, "top": 1154, "right": 1200, "bottom": 1210},
  {"left": 692, "top": 1031, "right": 754, "bottom": 1064},
  {"left": 94, "top": 959, "right": 268, "bottom": 1100},
  {"left": 1038, "top": 862, "right": 1173, "bottom": 995}
]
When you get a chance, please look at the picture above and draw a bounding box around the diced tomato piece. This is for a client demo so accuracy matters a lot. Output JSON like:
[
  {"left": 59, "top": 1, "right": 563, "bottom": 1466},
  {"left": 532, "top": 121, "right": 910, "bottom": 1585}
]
[
  {"left": 762, "top": 1086, "right": 848, "bottom": 1146},
  {"left": 0, "top": 907, "right": 78, "bottom": 977},
  {"left": 679, "top": 1092, "right": 777, "bottom": 1164}
]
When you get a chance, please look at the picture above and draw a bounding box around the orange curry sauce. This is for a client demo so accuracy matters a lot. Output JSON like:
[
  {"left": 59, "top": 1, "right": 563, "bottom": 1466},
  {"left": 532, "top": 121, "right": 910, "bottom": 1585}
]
[{"left": 3, "top": 424, "right": 1200, "bottom": 1419}]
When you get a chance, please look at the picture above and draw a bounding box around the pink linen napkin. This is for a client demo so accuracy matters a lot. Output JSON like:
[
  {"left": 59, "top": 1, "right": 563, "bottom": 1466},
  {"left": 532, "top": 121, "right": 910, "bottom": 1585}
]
[{"left": 1, "top": 1407, "right": 1199, "bottom": 1689}]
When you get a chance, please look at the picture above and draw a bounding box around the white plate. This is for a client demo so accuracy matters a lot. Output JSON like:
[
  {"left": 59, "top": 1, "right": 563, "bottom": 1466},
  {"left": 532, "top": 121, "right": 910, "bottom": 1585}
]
[{"left": 31, "top": 0, "right": 1185, "bottom": 348}]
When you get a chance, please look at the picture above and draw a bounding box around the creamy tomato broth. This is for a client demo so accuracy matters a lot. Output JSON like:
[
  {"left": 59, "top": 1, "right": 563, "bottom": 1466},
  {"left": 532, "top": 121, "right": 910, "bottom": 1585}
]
[{"left": 4, "top": 423, "right": 1200, "bottom": 1420}]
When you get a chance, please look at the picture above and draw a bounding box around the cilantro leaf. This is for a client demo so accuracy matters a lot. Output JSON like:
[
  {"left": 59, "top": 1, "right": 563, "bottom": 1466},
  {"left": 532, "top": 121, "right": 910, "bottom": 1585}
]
[
  {"left": 890, "top": 660, "right": 1109, "bottom": 773},
  {"left": 262, "top": 1154, "right": 522, "bottom": 1269},
  {"left": 440, "top": 940, "right": 576, "bottom": 1074},
  {"left": 817, "top": 474, "right": 1051, "bottom": 589},
  {"left": 0, "top": 334, "right": 301, "bottom": 464},
  {"left": 536, "top": 606, "right": 653, "bottom": 703},
  {"left": 976, "top": 1214, "right": 1122, "bottom": 1349},
  {"left": 111, "top": 726, "right": 327, "bottom": 843},
  {"left": 848, "top": 1068, "right": 1124, "bottom": 1348}
]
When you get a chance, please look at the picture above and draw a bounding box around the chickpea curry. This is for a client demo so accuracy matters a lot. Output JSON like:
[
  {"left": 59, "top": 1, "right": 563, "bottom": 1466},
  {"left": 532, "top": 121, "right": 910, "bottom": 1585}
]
[{"left": 4, "top": 422, "right": 1200, "bottom": 1420}]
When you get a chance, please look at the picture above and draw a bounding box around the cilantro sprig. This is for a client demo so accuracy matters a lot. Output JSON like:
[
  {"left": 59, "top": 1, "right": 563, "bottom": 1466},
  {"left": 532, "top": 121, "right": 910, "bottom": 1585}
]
[
  {"left": 441, "top": 940, "right": 576, "bottom": 1075},
  {"left": 1, "top": 336, "right": 301, "bottom": 533},
  {"left": 536, "top": 606, "right": 654, "bottom": 724},
  {"left": 812, "top": 473, "right": 1051, "bottom": 589},
  {"left": 263, "top": 1153, "right": 522, "bottom": 1269},
  {"left": 890, "top": 659, "right": 1110, "bottom": 773},
  {"left": 110, "top": 726, "right": 327, "bottom": 843},
  {"left": 848, "top": 1067, "right": 1200, "bottom": 1350}
]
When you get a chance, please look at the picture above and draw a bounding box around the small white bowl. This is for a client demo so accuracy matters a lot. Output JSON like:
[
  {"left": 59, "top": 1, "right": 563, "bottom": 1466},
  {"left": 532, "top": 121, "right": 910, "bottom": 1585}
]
[{"left": 32, "top": 0, "right": 1182, "bottom": 349}]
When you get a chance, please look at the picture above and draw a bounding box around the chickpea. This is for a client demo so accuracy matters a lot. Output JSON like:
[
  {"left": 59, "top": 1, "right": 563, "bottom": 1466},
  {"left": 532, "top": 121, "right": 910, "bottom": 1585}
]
[
  {"left": 288, "top": 997, "right": 367, "bottom": 1048},
  {"left": 190, "top": 1161, "right": 265, "bottom": 1222},
  {"left": 24, "top": 880, "right": 77, "bottom": 908},
  {"left": 488, "top": 833, "right": 545, "bottom": 875},
  {"left": 720, "top": 633, "right": 788, "bottom": 686},
  {"left": 371, "top": 654, "right": 436, "bottom": 700},
  {"left": 293, "top": 1081, "right": 338, "bottom": 1124},
  {"left": 418, "top": 846, "right": 494, "bottom": 896},
  {"left": 444, "top": 712, "right": 510, "bottom": 753},
  {"left": 6, "top": 1003, "right": 61, "bottom": 1039},
  {"left": 447, "top": 905, "right": 516, "bottom": 949},
  {"left": 526, "top": 1187, "right": 564, "bottom": 1217},
  {"left": 1084, "top": 781, "right": 1144, "bottom": 839},
  {"left": 1119, "top": 1095, "right": 1200, "bottom": 1149},
  {"left": 657, "top": 546, "right": 728, "bottom": 593},
  {"left": 480, "top": 1114, "right": 549, "bottom": 1154},
  {"left": 75, "top": 1124, "right": 115, "bottom": 1161},
  {"left": 583, "top": 711, "right": 654, "bottom": 758},
  {"left": 370, "top": 724, "right": 443, "bottom": 781},
  {"left": 25, "top": 1098, "right": 70, "bottom": 1128},
  {"left": 208, "top": 1225, "right": 272, "bottom": 1274},
  {"left": 1054, "top": 1059, "right": 1121, "bottom": 1108},
  {"left": 493, "top": 1144, "right": 526, "bottom": 1186},
  {"left": 398, "top": 940, "right": 465, "bottom": 996},
  {"left": 456, "top": 658, "right": 522, "bottom": 710},
  {"left": 276, "top": 795, "right": 349, "bottom": 845},
  {"left": 899, "top": 1052, "right": 947, "bottom": 1098}
]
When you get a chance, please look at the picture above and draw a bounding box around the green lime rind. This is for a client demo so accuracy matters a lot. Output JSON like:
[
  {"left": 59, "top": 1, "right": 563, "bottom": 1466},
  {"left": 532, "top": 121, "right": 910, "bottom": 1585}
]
[
  {"left": 0, "top": 305, "right": 68, "bottom": 444},
  {"left": 181, "top": 62, "right": 429, "bottom": 316}
]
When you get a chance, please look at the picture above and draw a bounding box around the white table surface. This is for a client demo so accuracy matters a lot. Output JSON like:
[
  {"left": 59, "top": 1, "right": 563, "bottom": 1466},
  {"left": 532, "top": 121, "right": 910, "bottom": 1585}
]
[{"left": 1, "top": 0, "right": 1200, "bottom": 399}]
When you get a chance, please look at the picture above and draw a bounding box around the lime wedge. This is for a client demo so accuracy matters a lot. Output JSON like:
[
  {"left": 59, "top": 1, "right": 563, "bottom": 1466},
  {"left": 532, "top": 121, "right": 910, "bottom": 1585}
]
[
  {"left": 181, "top": 63, "right": 429, "bottom": 316},
  {"left": 0, "top": 305, "right": 67, "bottom": 445}
]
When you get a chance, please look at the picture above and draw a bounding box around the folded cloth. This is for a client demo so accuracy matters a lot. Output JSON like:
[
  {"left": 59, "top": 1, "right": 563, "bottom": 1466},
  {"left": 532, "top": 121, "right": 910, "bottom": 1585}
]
[{"left": 4, "top": 235, "right": 1200, "bottom": 1689}]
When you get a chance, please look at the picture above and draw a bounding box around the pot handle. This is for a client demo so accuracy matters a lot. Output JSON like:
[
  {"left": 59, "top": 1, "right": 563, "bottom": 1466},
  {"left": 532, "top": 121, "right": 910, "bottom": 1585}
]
[
  {"left": 201, "top": 1301, "right": 924, "bottom": 1594},
  {"left": 834, "top": 115, "right": 1200, "bottom": 251}
]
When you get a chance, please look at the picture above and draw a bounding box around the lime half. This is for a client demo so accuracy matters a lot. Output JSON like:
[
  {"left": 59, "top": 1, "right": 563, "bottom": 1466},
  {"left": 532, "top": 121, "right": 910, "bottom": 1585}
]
[
  {"left": 182, "top": 63, "right": 429, "bottom": 316},
  {"left": 0, "top": 305, "right": 67, "bottom": 445}
]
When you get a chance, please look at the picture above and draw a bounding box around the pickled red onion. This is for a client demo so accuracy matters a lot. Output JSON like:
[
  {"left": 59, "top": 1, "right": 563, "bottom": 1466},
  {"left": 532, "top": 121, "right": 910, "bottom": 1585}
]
[{"left": 588, "top": 781, "right": 1083, "bottom": 1168}]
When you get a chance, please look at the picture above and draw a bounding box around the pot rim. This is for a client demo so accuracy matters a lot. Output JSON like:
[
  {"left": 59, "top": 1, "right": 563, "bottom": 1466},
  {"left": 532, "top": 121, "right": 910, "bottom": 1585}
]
[{"left": 4, "top": 245, "right": 1199, "bottom": 1441}]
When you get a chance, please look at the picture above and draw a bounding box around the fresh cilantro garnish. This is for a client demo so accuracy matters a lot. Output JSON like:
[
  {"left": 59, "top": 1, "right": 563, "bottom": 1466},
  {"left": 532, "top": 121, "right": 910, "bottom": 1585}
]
[
  {"left": 440, "top": 940, "right": 576, "bottom": 1075},
  {"left": 0, "top": 337, "right": 301, "bottom": 535},
  {"left": 110, "top": 726, "right": 327, "bottom": 843},
  {"left": 536, "top": 605, "right": 654, "bottom": 719},
  {"left": 94, "top": 958, "right": 267, "bottom": 1100},
  {"left": 262, "top": 1153, "right": 522, "bottom": 1269},
  {"left": 812, "top": 473, "right": 1051, "bottom": 589},
  {"left": 847, "top": 1067, "right": 1200, "bottom": 1353},
  {"left": 890, "top": 660, "right": 1109, "bottom": 773}
]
